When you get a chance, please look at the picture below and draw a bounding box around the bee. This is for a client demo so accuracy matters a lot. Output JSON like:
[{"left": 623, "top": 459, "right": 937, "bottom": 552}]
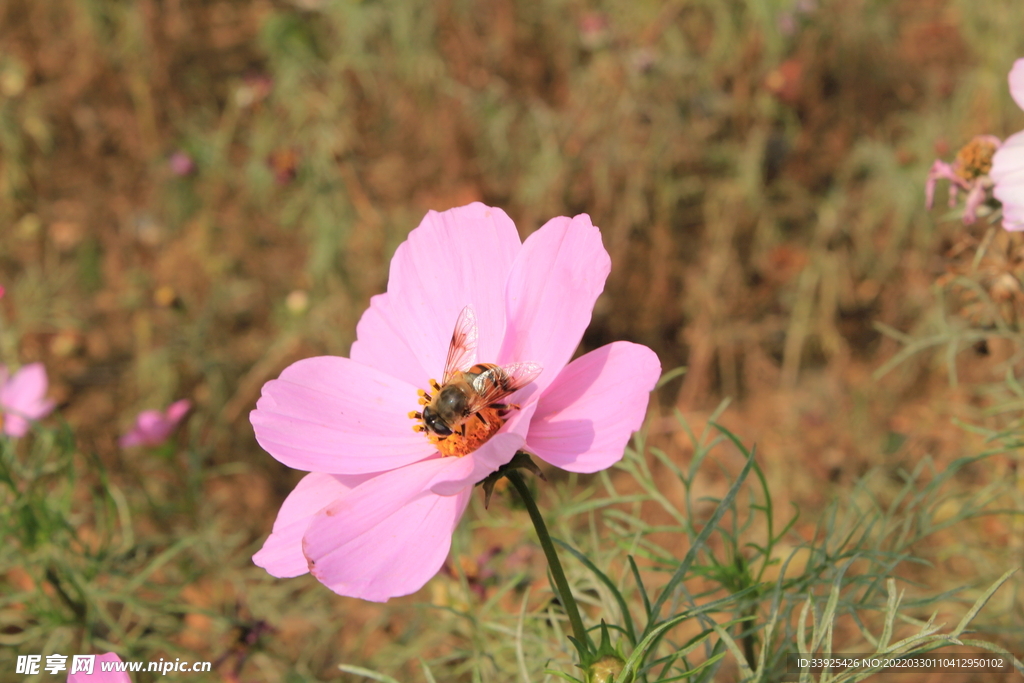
[{"left": 410, "top": 306, "right": 542, "bottom": 457}]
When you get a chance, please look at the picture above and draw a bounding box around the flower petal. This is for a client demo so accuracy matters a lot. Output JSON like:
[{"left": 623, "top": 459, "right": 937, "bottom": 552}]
[
  {"left": 963, "top": 182, "right": 987, "bottom": 224},
  {"left": 0, "top": 362, "right": 53, "bottom": 420},
  {"left": 302, "top": 458, "right": 471, "bottom": 601},
  {"left": 1010, "top": 58, "right": 1024, "bottom": 112},
  {"left": 386, "top": 203, "right": 522, "bottom": 378},
  {"left": 527, "top": 342, "right": 660, "bottom": 473},
  {"left": 250, "top": 356, "right": 435, "bottom": 474},
  {"left": 254, "top": 471, "right": 374, "bottom": 577},
  {"left": 350, "top": 293, "right": 430, "bottom": 389},
  {"left": 136, "top": 410, "right": 168, "bottom": 434},
  {"left": 427, "top": 421, "right": 531, "bottom": 496},
  {"left": 992, "top": 130, "right": 1024, "bottom": 231},
  {"left": 166, "top": 399, "right": 191, "bottom": 424},
  {"left": 119, "top": 409, "right": 171, "bottom": 448},
  {"left": 498, "top": 214, "right": 611, "bottom": 393}
]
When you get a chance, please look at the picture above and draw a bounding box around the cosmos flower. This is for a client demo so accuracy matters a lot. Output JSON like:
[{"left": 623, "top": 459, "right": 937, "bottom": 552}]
[
  {"left": 68, "top": 653, "right": 131, "bottom": 682},
  {"left": 991, "top": 59, "right": 1024, "bottom": 231},
  {"left": 120, "top": 399, "right": 191, "bottom": 448},
  {"left": 0, "top": 363, "right": 55, "bottom": 437},
  {"left": 252, "top": 203, "right": 661, "bottom": 601},
  {"left": 925, "top": 135, "right": 1001, "bottom": 224}
]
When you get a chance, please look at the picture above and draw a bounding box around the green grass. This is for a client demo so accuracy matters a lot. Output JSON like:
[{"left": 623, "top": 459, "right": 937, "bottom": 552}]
[{"left": 2, "top": 0, "right": 1024, "bottom": 680}]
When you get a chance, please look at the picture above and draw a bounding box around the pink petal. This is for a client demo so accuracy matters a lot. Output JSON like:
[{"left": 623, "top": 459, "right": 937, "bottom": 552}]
[
  {"left": 498, "top": 214, "right": 611, "bottom": 393},
  {"left": 925, "top": 160, "right": 965, "bottom": 209},
  {"left": 302, "top": 458, "right": 471, "bottom": 601},
  {"left": 386, "top": 203, "right": 521, "bottom": 379},
  {"left": 1003, "top": 204, "right": 1024, "bottom": 231},
  {"left": 0, "top": 363, "right": 54, "bottom": 436},
  {"left": 119, "top": 410, "right": 171, "bottom": 448},
  {"left": 962, "top": 181, "right": 987, "bottom": 224},
  {"left": 135, "top": 410, "right": 168, "bottom": 435},
  {"left": 428, "top": 427, "right": 530, "bottom": 496},
  {"left": 250, "top": 356, "right": 435, "bottom": 474},
  {"left": 1009, "top": 58, "right": 1024, "bottom": 111},
  {"left": 118, "top": 430, "right": 145, "bottom": 448},
  {"left": 254, "top": 471, "right": 373, "bottom": 577},
  {"left": 3, "top": 415, "right": 28, "bottom": 437},
  {"left": 165, "top": 399, "right": 191, "bottom": 424},
  {"left": 992, "top": 130, "right": 1024, "bottom": 231},
  {"left": 527, "top": 342, "right": 660, "bottom": 473},
  {"left": 0, "top": 362, "right": 52, "bottom": 418},
  {"left": 350, "top": 293, "right": 429, "bottom": 389}
]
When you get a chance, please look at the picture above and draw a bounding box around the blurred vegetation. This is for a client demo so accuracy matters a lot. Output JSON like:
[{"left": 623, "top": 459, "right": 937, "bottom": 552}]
[{"left": 2, "top": 0, "right": 1024, "bottom": 680}]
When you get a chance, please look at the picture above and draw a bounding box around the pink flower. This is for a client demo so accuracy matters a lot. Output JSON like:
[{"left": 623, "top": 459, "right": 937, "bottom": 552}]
[
  {"left": 68, "top": 652, "right": 131, "bottom": 682},
  {"left": 0, "top": 363, "right": 55, "bottom": 437},
  {"left": 251, "top": 203, "right": 661, "bottom": 601},
  {"left": 168, "top": 151, "right": 195, "bottom": 177},
  {"left": 120, "top": 399, "right": 191, "bottom": 448},
  {"left": 991, "top": 59, "right": 1024, "bottom": 231},
  {"left": 925, "top": 135, "right": 1001, "bottom": 224}
]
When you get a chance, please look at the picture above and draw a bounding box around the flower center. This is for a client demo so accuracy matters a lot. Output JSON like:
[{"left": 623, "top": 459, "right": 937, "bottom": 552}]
[
  {"left": 408, "top": 377, "right": 517, "bottom": 458},
  {"left": 955, "top": 136, "right": 999, "bottom": 181}
]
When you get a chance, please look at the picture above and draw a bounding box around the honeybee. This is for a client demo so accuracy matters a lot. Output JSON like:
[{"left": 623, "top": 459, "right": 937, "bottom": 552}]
[{"left": 410, "top": 306, "right": 542, "bottom": 457}]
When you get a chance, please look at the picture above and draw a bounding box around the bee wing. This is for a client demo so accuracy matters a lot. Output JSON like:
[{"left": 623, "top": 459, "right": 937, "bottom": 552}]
[
  {"left": 465, "top": 361, "right": 544, "bottom": 413},
  {"left": 442, "top": 305, "right": 479, "bottom": 384}
]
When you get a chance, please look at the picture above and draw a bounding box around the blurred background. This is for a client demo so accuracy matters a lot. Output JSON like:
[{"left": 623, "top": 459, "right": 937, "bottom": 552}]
[{"left": 2, "top": 0, "right": 1023, "bottom": 680}]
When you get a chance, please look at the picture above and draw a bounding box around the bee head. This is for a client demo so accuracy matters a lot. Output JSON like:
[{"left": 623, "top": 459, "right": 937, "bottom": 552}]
[{"left": 422, "top": 404, "right": 453, "bottom": 436}]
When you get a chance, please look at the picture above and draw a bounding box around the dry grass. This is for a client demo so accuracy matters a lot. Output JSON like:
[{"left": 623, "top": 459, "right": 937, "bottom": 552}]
[{"left": 1, "top": 0, "right": 1023, "bottom": 680}]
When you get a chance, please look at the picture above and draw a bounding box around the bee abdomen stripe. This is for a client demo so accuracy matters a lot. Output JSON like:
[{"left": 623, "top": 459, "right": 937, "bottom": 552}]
[{"left": 470, "top": 364, "right": 513, "bottom": 392}]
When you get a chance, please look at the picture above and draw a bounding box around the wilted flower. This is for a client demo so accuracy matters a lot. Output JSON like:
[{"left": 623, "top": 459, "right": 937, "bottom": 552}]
[
  {"left": 268, "top": 148, "right": 299, "bottom": 185},
  {"left": 252, "top": 203, "right": 660, "bottom": 601},
  {"left": 926, "top": 135, "right": 1002, "bottom": 224},
  {"left": 68, "top": 652, "right": 131, "bottom": 682},
  {"left": 991, "top": 59, "right": 1024, "bottom": 231},
  {"left": 0, "top": 363, "right": 55, "bottom": 437},
  {"left": 120, "top": 399, "right": 191, "bottom": 448}
]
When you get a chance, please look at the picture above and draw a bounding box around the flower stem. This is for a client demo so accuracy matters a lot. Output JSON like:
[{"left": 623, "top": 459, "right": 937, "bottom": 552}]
[{"left": 505, "top": 469, "right": 589, "bottom": 650}]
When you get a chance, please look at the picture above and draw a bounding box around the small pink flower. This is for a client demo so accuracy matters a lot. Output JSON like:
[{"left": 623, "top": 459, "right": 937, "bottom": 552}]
[
  {"left": 578, "top": 12, "right": 610, "bottom": 50},
  {"left": 120, "top": 399, "right": 191, "bottom": 448},
  {"left": 991, "top": 59, "right": 1024, "bottom": 231},
  {"left": 68, "top": 652, "right": 131, "bottom": 682},
  {"left": 168, "top": 151, "right": 195, "bottom": 177},
  {"left": 0, "top": 363, "right": 55, "bottom": 437},
  {"left": 252, "top": 203, "right": 661, "bottom": 602},
  {"left": 925, "top": 135, "right": 1001, "bottom": 224}
]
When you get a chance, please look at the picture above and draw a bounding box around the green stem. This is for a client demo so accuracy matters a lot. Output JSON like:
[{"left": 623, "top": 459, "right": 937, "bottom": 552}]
[{"left": 505, "top": 469, "right": 589, "bottom": 649}]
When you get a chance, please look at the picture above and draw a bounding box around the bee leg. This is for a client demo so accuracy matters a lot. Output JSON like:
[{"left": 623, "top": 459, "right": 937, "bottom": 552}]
[{"left": 492, "top": 403, "right": 520, "bottom": 417}]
